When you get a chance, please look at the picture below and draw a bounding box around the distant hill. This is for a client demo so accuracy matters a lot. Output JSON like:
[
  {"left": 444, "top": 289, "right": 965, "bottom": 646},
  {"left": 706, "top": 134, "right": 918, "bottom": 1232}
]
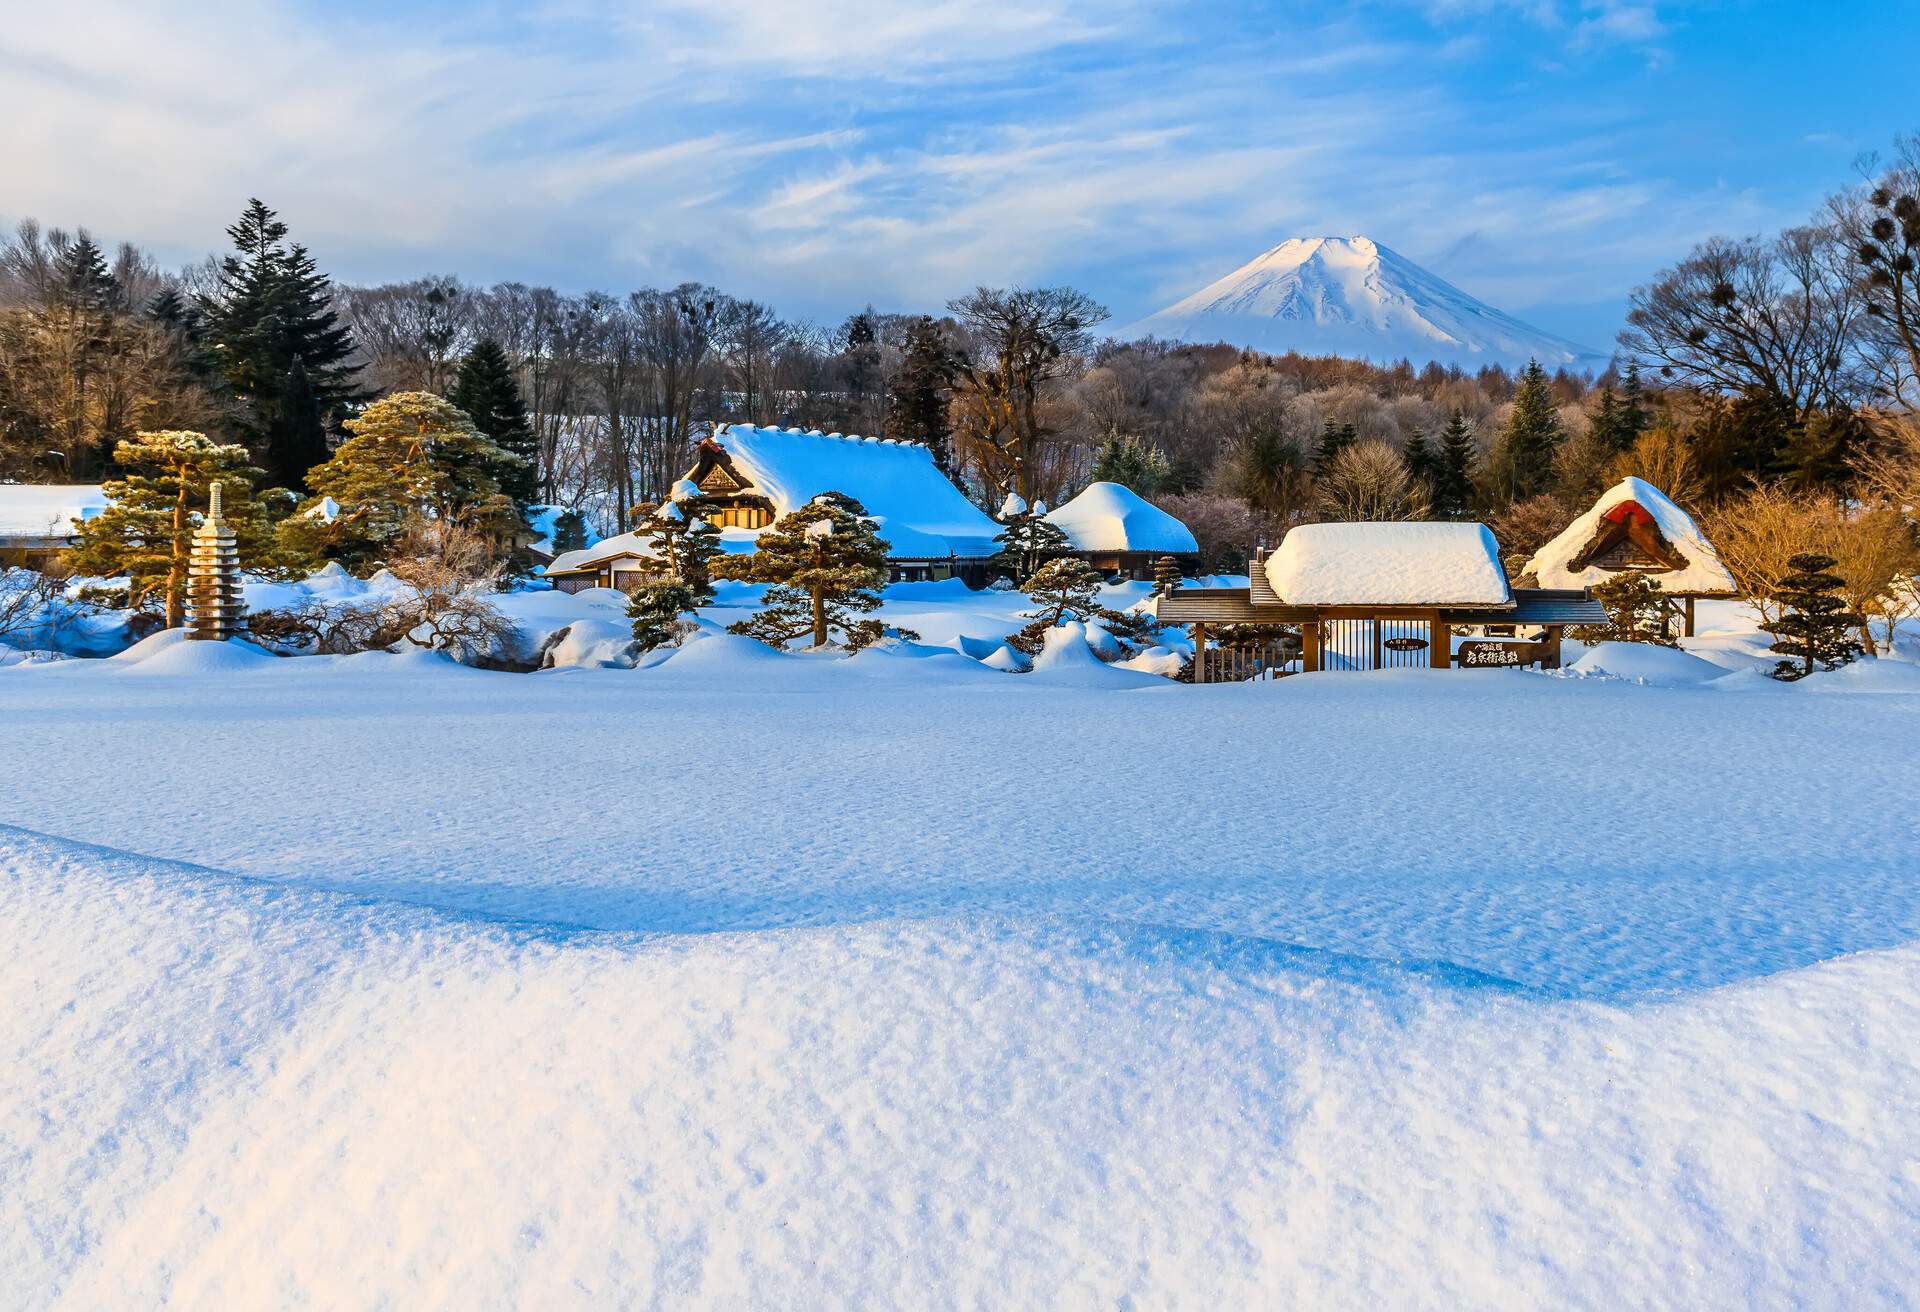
[{"left": 1115, "top": 236, "right": 1607, "bottom": 371}]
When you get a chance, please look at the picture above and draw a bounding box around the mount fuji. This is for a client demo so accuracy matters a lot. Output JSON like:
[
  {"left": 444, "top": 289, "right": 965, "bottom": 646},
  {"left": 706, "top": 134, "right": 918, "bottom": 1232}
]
[{"left": 1116, "top": 236, "right": 1606, "bottom": 371}]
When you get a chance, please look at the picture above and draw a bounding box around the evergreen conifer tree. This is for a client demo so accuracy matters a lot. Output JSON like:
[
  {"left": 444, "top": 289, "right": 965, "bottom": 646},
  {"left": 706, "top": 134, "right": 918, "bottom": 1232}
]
[
  {"left": 200, "top": 199, "right": 363, "bottom": 488},
  {"left": 1089, "top": 431, "right": 1171, "bottom": 494},
  {"left": 549, "top": 509, "right": 588, "bottom": 555},
  {"left": 1762, "top": 553, "right": 1864, "bottom": 680},
  {"left": 66, "top": 431, "right": 278, "bottom": 627},
  {"left": 146, "top": 287, "right": 225, "bottom": 388},
  {"left": 1619, "top": 362, "right": 1652, "bottom": 448},
  {"left": 1313, "top": 419, "right": 1356, "bottom": 473},
  {"left": 280, "top": 391, "right": 519, "bottom": 568},
  {"left": 715, "top": 493, "right": 898, "bottom": 649},
  {"left": 627, "top": 581, "right": 701, "bottom": 653},
  {"left": 1007, "top": 557, "right": 1153, "bottom": 654},
  {"left": 991, "top": 508, "right": 1070, "bottom": 581},
  {"left": 448, "top": 338, "right": 538, "bottom": 504},
  {"left": 883, "top": 316, "right": 954, "bottom": 474},
  {"left": 1493, "top": 359, "right": 1564, "bottom": 501},
  {"left": 1401, "top": 427, "right": 1437, "bottom": 493},
  {"left": 1588, "top": 387, "right": 1624, "bottom": 453},
  {"left": 1434, "top": 411, "right": 1477, "bottom": 520},
  {"left": 616, "top": 497, "right": 711, "bottom": 653},
  {"left": 1567, "top": 571, "right": 1677, "bottom": 646}
]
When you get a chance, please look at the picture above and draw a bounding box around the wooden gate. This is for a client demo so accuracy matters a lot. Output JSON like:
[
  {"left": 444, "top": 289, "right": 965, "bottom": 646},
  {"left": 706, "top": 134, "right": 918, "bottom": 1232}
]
[
  {"left": 1203, "top": 635, "right": 1299, "bottom": 682},
  {"left": 1318, "top": 618, "right": 1432, "bottom": 672}
]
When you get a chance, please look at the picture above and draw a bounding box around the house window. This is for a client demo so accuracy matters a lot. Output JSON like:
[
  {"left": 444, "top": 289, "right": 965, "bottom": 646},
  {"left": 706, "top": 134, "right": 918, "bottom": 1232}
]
[{"left": 713, "top": 504, "right": 769, "bottom": 529}]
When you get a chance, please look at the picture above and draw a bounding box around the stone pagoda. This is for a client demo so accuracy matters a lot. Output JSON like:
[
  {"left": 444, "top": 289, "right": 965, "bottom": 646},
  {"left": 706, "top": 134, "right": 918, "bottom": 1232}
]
[{"left": 185, "top": 481, "right": 245, "bottom": 640}]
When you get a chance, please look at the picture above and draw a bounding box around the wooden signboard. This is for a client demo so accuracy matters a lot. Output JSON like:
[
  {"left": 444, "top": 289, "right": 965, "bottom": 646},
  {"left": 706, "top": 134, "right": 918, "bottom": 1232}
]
[
  {"left": 1382, "top": 636, "right": 1429, "bottom": 652},
  {"left": 1457, "top": 639, "right": 1550, "bottom": 668}
]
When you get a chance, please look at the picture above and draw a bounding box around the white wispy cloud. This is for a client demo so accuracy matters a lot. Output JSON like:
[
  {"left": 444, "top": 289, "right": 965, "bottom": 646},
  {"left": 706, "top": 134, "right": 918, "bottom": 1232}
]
[{"left": 0, "top": 0, "right": 1824, "bottom": 344}]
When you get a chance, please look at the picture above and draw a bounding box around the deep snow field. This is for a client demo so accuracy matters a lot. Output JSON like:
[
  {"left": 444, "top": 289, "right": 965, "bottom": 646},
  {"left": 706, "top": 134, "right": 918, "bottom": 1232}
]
[{"left": 4, "top": 583, "right": 1920, "bottom": 1308}]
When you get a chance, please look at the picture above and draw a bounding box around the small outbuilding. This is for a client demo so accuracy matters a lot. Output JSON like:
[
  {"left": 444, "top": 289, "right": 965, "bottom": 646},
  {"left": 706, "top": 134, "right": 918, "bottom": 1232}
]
[
  {"left": 1044, "top": 481, "right": 1199, "bottom": 579},
  {"left": 1155, "top": 520, "right": 1605, "bottom": 680},
  {"left": 1516, "top": 477, "right": 1736, "bottom": 635},
  {"left": 0, "top": 483, "right": 106, "bottom": 567}
]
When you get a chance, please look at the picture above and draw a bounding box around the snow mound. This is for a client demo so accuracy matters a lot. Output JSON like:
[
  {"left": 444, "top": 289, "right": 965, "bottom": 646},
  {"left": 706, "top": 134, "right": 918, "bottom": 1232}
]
[
  {"left": 1115, "top": 644, "right": 1186, "bottom": 678},
  {"left": 539, "top": 619, "right": 638, "bottom": 670},
  {"left": 1027, "top": 622, "right": 1163, "bottom": 686},
  {"left": 108, "top": 630, "right": 280, "bottom": 674},
  {"left": 1809, "top": 657, "right": 1920, "bottom": 693},
  {"left": 1568, "top": 642, "right": 1731, "bottom": 686},
  {"left": 654, "top": 630, "right": 790, "bottom": 671},
  {"left": 5, "top": 829, "right": 1918, "bottom": 1308},
  {"left": 981, "top": 643, "right": 1030, "bottom": 672}
]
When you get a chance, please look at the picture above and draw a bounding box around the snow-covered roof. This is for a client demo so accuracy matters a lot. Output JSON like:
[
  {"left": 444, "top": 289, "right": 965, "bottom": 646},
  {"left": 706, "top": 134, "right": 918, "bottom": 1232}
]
[
  {"left": 0, "top": 483, "right": 106, "bottom": 542},
  {"left": 1521, "top": 478, "right": 1737, "bottom": 596},
  {"left": 545, "top": 531, "right": 662, "bottom": 575},
  {"left": 710, "top": 425, "right": 1000, "bottom": 559},
  {"left": 1044, "top": 482, "right": 1198, "bottom": 555},
  {"left": 1265, "top": 521, "right": 1512, "bottom": 607}
]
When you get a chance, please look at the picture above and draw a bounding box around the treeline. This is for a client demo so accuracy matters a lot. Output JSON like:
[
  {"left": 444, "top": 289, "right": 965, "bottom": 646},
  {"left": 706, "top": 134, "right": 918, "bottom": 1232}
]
[{"left": 4, "top": 134, "right": 1919, "bottom": 587}]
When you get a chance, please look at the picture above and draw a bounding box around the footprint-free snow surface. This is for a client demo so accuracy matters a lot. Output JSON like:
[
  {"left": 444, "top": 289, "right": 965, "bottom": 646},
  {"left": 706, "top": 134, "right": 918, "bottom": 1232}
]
[{"left": 4, "top": 639, "right": 1919, "bottom": 1307}]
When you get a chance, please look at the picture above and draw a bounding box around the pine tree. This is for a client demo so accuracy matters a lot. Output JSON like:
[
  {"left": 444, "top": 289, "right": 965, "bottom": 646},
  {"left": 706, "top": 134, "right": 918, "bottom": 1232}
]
[
  {"left": 1434, "top": 411, "right": 1476, "bottom": 520},
  {"left": 280, "top": 391, "right": 519, "bottom": 569},
  {"left": 1401, "top": 427, "right": 1437, "bottom": 493},
  {"left": 65, "top": 431, "right": 278, "bottom": 627},
  {"left": 627, "top": 580, "right": 701, "bottom": 653},
  {"left": 1588, "top": 387, "right": 1624, "bottom": 453},
  {"left": 883, "top": 316, "right": 953, "bottom": 474},
  {"left": 550, "top": 509, "right": 588, "bottom": 555},
  {"left": 1619, "top": 362, "right": 1652, "bottom": 449},
  {"left": 715, "top": 493, "right": 898, "bottom": 649},
  {"left": 200, "top": 199, "right": 363, "bottom": 488},
  {"left": 629, "top": 495, "right": 723, "bottom": 604},
  {"left": 1313, "top": 419, "right": 1356, "bottom": 473},
  {"left": 1493, "top": 359, "right": 1564, "bottom": 501},
  {"left": 146, "top": 287, "right": 224, "bottom": 388},
  {"left": 448, "top": 338, "right": 538, "bottom": 504},
  {"left": 1089, "top": 431, "right": 1171, "bottom": 494},
  {"left": 1007, "top": 557, "right": 1153, "bottom": 654},
  {"left": 1762, "top": 553, "right": 1864, "bottom": 680},
  {"left": 991, "top": 507, "right": 1070, "bottom": 581},
  {"left": 1152, "top": 554, "right": 1181, "bottom": 596},
  {"left": 1567, "top": 571, "right": 1676, "bottom": 646}
]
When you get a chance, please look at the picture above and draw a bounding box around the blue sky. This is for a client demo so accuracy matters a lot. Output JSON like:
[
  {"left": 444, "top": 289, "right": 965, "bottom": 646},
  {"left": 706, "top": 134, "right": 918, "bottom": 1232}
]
[{"left": 1, "top": 1, "right": 1909, "bottom": 349}]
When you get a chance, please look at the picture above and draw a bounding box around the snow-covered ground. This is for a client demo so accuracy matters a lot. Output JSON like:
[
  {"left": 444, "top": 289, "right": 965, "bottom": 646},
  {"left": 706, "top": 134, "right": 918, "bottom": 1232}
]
[{"left": 4, "top": 585, "right": 1919, "bottom": 1307}]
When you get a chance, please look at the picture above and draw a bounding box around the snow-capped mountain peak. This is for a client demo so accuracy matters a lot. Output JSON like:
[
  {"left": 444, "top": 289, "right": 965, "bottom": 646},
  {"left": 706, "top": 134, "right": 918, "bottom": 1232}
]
[{"left": 1117, "top": 236, "right": 1604, "bottom": 370}]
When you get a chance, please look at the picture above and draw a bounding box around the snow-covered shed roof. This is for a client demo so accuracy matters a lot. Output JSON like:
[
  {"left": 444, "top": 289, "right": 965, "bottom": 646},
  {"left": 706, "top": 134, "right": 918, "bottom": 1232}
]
[
  {"left": 707, "top": 426, "right": 1000, "bottom": 559},
  {"left": 0, "top": 483, "right": 106, "bottom": 544},
  {"left": 1265, "top": 521, "right": 1512, "bottom": 607},
  {"left": 1520, "top": 477, "right": 1737, "bottom": 596},
  {"left": 545, "top": 530, "right": 662, "bottom": 576},
  {"left": 1045, "top": 482, "right": 1199, "bottom": 555}
]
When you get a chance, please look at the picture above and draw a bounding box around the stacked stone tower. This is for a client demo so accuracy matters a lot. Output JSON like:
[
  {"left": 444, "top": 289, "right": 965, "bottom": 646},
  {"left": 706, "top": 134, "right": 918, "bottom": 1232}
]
[{"left": 185, "top": 481, "right": 245, "bottom": 641}]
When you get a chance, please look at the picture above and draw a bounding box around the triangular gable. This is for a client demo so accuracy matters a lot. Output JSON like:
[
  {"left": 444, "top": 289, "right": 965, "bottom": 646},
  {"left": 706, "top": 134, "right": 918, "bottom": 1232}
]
[{"left": 1520, "top": 477, "right": 1736, "bottom": 595}]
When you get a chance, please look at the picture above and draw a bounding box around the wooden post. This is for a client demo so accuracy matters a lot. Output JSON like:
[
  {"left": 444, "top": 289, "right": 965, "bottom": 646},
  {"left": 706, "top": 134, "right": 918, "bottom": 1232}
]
[
  {"left": 1371, "top": 614, "right": 1383, "bottom": 672},
  {"left": 1192, "top": 623, "right": 1207, "bottom": 684},
  {"left": 1683, "top": 596, "right": 1696, "bottom": 638},
  {"left": 1431, "top": 618, "right": 1451, "bottom": 669},
  {"left": 1302, "top": 621, "right": 1320, "bottom": 673},
  {"left": 1542, "top": 627, "right": 1563, "bottom": 669}
]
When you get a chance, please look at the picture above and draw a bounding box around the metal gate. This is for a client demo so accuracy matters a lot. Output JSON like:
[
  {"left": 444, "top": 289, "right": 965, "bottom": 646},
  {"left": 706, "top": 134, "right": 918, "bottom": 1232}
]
[{"left": 1319, "top": 618, "right": 1432, "bottom": 672}]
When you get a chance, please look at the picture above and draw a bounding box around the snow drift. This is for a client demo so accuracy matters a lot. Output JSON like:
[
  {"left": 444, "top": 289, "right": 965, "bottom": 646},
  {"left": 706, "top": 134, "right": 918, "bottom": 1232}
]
[{"left": 4, "top": 827, "right": 1916, "bottom": 1308}]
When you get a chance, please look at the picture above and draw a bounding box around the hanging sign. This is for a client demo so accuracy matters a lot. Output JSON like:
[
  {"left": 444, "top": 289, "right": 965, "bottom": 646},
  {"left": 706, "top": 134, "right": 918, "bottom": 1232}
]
[
  {"left": 1457, "top": 639, "right": 1548, "bottom": 668},
  {"left": 1383, "top": 636, "right": 1429, "bottom": 652}
]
